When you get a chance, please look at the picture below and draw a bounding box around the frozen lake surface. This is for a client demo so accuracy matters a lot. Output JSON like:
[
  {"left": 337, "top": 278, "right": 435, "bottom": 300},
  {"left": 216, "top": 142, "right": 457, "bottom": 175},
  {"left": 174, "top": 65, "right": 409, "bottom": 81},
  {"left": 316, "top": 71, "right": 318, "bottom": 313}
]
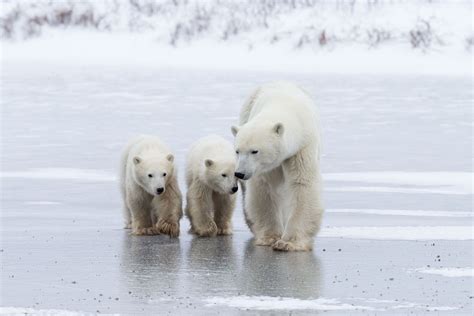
[{"left": 1, "top": 64, "right": 472, "bottom": 315}]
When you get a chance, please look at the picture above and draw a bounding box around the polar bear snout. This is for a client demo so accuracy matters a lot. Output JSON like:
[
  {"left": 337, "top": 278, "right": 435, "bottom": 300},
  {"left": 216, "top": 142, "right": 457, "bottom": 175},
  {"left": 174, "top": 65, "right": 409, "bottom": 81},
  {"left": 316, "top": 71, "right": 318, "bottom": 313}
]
[
  {"left": 234, "top": 172, "right": 245, "bottom": 180},
  {"left": 156, "top": 187, "right": 165, "bottom": 195},
  {"left": 235, "top": 172, "right": 252, "bottom": 180},
  {"left": 231, "top": 186, "right": 238, "bottom": 194}
]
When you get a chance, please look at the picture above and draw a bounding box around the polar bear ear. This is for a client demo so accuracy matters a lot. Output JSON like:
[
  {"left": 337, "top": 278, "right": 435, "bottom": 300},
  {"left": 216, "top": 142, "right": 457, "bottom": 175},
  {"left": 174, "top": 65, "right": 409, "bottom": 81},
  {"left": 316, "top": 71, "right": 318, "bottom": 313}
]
[
  {"left": 133, "top": 156, "right": 141, "bottom": 165},
  {"left": 205, "top": 159, "right": 214, "bottom": 168},
  {"left": 231, "top": 125, "right": 239, "bottom": 137},
  {"left": 166, "top": 154, "right": 174, "bottom": 162},
  {"left": 273, "top": 123, "right": 284, "bottom": 135}
]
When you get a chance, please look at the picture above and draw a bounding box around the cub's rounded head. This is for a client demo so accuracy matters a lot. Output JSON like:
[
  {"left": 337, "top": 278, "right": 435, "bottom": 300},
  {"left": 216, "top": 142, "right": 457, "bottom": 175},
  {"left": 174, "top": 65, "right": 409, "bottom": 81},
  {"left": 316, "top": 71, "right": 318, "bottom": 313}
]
[
  {"left": 132, "top": 153, "right": 174, "bottom": 196},
  {"left": 203, "top": 158, "right": 238, "bottom": 195},
  {"left": 231, "top": 121, "right": 284, "bottom": 180}
]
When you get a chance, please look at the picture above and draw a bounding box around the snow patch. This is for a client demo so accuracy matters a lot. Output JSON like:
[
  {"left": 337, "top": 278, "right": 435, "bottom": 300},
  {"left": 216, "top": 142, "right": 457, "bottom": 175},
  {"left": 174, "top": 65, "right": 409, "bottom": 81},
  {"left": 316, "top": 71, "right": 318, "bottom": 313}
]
[
  {"left": 414, "top": 267, "right": 474, "bottom": 277},
  {"left": 319, "top": 226, "right": 474, "bottom": 240},
  {"left": 324, "top": 171, "right": 472, "bottom": 188},
  {"left": 425, "top": 306, "right": 459, "bottom": 311},
  {"left": 324, "top": 172, "right": 473, "bottom": 195},
  {"left": 0, "top": 307, "right": 117, "bottom": 316},
  {"left": 0, "top": 168, "right": 117, "bottom": 182},
  {"left": 326, "top": 186, "right": 472, "bottom": 195},
  {"left": 204, "top": 296, "right": 459, "bottom": 312},
  {"left": 328, "top": 208, "right": 472, "bottom": 217},
  {"left": 204, "top": 296, "right": 379, "bottom": 311}
]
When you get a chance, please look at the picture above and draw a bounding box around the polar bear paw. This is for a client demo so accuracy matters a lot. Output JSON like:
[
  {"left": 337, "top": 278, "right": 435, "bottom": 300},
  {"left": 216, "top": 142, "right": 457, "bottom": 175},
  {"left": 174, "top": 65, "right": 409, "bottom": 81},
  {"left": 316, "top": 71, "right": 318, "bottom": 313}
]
[
  {"left": 132, "top": 227, "right": 160, "bottom": 236},
  {"left": 194, "top": 221, "right": 218, "bottom": 237},
  {"left": 272, "top": 239, "right": 312, "bottom": 252},
  {"left": 255, "top": 235, "right": 280, "bottom": 246},
  {"left": 216, "top": 222, "right": 233, "bottom": 235},
  {"left": 157, "top": 219, "right": 180, "bottom": 238}
]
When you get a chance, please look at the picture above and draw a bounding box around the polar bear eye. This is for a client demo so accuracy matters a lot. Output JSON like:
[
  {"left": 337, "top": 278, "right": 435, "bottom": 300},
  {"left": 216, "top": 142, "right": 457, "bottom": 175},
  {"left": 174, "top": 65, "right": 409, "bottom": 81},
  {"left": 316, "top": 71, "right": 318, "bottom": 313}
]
[
  {"left": 251, "top": 150, "right": 259, "bottom": 154},
  {"left": 162, "top": 173, "right": 167, "bottom": 177},
  {"left": 221, "top": 174, "right": 227, "bottom": 178},
  {"left": 148, "top": 174, "right": 153, "bottom": 178},
  {"left": 235, "top": 150, "right": 239, "bottom": 154}
]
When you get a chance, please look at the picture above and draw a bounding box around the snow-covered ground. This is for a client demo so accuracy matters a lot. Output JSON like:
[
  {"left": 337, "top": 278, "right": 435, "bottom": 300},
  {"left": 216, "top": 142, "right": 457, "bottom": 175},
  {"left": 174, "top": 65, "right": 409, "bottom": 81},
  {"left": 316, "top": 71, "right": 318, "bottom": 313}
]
[{"left": 1, "top": 0, "right": 472, "bottom": 75}]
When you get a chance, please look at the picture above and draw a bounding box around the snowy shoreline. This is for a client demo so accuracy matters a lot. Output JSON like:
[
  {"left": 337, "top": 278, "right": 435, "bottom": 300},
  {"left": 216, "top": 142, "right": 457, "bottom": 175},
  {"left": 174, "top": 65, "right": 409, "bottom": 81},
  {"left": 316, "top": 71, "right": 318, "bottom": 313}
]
[
  {"left": 2, "top": 33, "right": 471, "bottom": 76},
  {"left": 1, "top": 0, "right": 472, "bottom": 75}
]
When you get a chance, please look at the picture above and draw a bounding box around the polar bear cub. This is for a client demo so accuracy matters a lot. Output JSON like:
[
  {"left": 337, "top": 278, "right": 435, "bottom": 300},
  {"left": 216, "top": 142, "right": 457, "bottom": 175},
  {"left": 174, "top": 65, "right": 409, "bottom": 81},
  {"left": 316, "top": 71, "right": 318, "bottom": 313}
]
[
  {"left": 231, "top": 81, "right": 324, "bottom": 251},
  {"left": 120, "top": 135, "right": 183, "bottom": 237},
  {"left": 185, "top": 135, "right": 239, "bottom": 237}
]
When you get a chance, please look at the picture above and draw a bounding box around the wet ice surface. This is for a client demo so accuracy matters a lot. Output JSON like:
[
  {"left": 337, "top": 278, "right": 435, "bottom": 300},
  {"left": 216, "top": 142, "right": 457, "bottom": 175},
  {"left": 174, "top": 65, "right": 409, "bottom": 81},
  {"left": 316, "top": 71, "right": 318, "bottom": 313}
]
[{"left": 1, "top": 64, "right": 473, "bottom": 315}]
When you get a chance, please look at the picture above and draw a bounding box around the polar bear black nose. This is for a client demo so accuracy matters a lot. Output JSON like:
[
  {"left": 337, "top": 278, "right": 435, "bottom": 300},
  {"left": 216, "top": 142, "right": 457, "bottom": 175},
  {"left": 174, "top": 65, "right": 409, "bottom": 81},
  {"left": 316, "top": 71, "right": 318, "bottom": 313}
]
[
  {"left": 235, "top": 172, "right": 245, "bottom": 179},
  {"left": 232, "top": 186, "right": 238, "bottom": 193},
  {"left": 156, "top": 187, "right": 164, "bottom": 194}
]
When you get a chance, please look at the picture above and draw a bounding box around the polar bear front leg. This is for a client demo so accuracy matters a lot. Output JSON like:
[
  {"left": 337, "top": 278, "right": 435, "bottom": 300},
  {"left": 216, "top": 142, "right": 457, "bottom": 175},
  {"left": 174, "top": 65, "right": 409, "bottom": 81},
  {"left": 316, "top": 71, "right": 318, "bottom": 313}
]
[
  {"left": 274, "top": 149, "right": 323, "bottom": 251},
  {"left": 213, "top": 192, "right": 235, "bottom": 235},
  {"left": 186, "top": 183, "right": 217, "bottom": 237},
  {"left": 154, "top": 178, "right": 183, "bottom": 238},
  {"left": 272, "top": 185, "right": 321, "bottom": 251},
  {"left": 127, "top": 186, "right": 157, "bottom": 236},
  {"left": 123, "top": 204, "right": 132, "bottom": 229},
  {"left": 247, "top": 178, "right": 283, "bottom": 246},
  {"left": 121, "top": 182, "right": 132, "bottom": 229}
]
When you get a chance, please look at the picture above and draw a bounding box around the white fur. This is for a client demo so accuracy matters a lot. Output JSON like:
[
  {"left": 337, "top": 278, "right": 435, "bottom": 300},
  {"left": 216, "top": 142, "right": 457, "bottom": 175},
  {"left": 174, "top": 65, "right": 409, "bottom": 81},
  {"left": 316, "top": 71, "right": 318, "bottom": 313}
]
[
  {"left": 185, "top": 135, "right": 238, "bottom": 237},
  {"left": 232, "top": 82, "right": 324, "bottom": 251},
  {"left": 120, "top": 135, "right": 183, "bottom": 237}
]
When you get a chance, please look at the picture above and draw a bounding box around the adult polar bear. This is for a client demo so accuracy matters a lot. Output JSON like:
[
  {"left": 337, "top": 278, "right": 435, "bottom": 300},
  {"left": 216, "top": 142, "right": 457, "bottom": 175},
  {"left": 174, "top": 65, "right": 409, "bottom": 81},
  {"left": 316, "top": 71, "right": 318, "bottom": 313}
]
[{"left": 231, "top": 81, "right": 324, "bottom": 251}]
